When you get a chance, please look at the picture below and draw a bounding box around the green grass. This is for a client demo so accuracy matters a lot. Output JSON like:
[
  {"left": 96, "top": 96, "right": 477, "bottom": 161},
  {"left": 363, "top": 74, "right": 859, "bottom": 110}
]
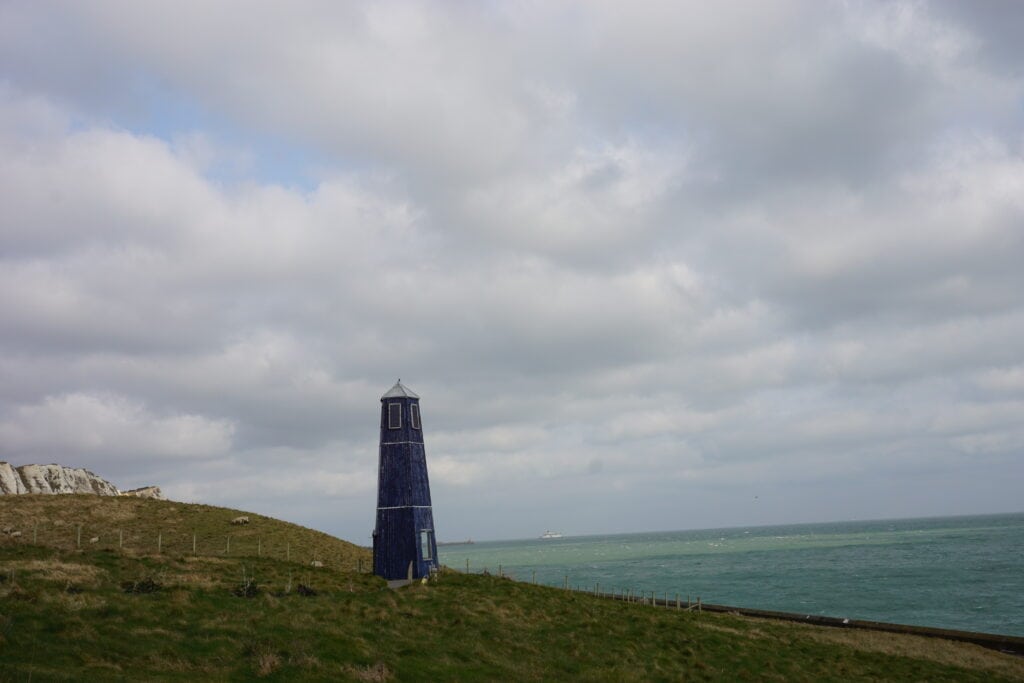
[{"left": 2, "top": 497, "right": 1023, "bottom": 681}]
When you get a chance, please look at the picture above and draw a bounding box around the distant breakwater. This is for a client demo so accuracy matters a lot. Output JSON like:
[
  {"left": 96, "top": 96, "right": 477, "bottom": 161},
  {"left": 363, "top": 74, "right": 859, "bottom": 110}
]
[
  {"left": 465, "top": 565, "right": 1024, "bottom": 656},
  {"left": 608, "top": 590, "right": 1024, "bottom": 657}
]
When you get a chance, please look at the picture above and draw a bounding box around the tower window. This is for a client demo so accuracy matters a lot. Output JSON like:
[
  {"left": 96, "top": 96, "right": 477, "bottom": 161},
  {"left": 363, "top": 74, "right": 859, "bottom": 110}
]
[
  {"left": 410, "top": 404, "right": 421, "bottom": 430},
  {"left": 388, "top": 403, "right": 401, "bottom": 429}
]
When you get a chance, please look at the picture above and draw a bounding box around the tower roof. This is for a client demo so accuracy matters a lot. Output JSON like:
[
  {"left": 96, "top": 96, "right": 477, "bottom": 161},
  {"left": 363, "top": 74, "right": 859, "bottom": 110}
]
[{"left": 381, "top": 380, "right": 420, "bottom": 400}]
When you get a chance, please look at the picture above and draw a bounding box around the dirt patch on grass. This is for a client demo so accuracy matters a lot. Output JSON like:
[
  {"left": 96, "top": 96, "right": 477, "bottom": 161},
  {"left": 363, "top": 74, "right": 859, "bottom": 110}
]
[
  {"left": 168, "top": 571, "right": 221, "bottom": 589},
  {"left": 10, "top": 560, "right": 106, "bottom": 586},
  {"left": 695, "top": 620, "right": 773, "bottom": 641}
]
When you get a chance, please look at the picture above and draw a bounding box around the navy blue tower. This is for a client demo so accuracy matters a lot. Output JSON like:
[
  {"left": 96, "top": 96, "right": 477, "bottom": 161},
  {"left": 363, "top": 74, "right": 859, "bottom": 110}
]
[{"left": 373, "top": 381, "right": 439, "bottom": 580}]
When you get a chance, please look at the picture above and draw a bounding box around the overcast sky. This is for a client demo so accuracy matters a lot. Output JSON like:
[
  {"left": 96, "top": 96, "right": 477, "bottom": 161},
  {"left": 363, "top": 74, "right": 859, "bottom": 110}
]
[{"left": 2, "top": 1, "right": 1023, "bottom": 542}]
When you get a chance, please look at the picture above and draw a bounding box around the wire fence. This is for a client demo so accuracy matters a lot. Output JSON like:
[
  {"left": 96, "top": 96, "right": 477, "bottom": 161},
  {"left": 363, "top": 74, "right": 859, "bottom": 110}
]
[
  {"left": 455, "top": 560, "right": 703, "bottom": 612},
  {"left": 0, "top": 523, "right": 371, "bottom": 573}
]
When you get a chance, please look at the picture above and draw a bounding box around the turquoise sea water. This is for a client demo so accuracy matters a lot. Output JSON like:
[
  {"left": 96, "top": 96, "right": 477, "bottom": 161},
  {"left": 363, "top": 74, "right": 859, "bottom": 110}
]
[{"left": 439, "top": 513, "right": 1024, "bottom": 636}]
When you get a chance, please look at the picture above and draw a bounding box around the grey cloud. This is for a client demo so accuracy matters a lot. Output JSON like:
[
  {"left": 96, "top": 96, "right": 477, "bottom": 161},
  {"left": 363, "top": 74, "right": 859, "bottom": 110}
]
[{"left": 1, "top": 1, "right": 1023, "bottom": 541}]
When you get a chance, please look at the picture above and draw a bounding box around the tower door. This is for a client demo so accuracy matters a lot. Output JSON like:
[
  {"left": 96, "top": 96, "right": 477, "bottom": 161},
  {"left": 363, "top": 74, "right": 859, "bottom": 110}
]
[{"left": 420, "top": 529, "right": 434, "bottom": 561}]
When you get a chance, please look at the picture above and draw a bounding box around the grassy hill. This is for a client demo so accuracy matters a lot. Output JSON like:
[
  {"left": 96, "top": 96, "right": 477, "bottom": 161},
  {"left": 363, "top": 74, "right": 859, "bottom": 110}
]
[
  {"left": 2, "top": 496, "right": 1023, "bottom": 681},
  {"left": 0, "top": 495, "right": 370, "bottom": 571}
]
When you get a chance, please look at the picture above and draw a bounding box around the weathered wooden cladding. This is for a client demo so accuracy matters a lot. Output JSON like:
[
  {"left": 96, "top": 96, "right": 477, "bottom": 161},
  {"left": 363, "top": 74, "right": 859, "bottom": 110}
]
[{"left": 372, "top": 382, "right": 439, "bottom": 580}]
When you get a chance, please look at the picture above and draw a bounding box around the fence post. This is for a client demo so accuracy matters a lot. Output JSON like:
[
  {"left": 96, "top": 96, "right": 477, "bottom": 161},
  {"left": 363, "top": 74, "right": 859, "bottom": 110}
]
[
  {"left": 532, "top": 570, "right": 536, "bottom": 585},
  {"left": 119, "top": 529, "right": 123, "bottom": 549},
  {"left": 258, "top": 538, "right": 262, "bottom": 557},
  {"left": 76, "top": 525, "right": 81, "bottom": 549},
  {"left": 676, "top": 593, "right": 680, "bottom": 611},
  {"left": 465, "top": 558, "right": 469, "bottom": 573},
  {"left": 287, "top": 542, "right": 290, "bottom": 562},
  {"left": 226, "top": 536, "right": 230, "bottom": 555},
  {"left": 193, "top": 534, "right": 197, "bottom": 556},
  {"left": 564, "top": 575, "right": 568, "bottom": 590},
  {"left": 595, "top": 582, "right": 599, "bottom": 596},
  {"left": 158, "top": 532, "right": 162, "bottom": 554}
]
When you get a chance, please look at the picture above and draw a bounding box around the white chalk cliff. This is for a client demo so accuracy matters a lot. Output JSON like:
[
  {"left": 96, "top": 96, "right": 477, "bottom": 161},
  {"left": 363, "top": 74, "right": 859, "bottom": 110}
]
[{"left": 0, "top": 462, "right": 163, "bottom": 499}]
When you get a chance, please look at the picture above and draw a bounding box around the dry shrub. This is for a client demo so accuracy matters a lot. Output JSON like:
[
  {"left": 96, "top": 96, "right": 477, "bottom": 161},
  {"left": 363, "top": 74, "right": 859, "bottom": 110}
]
[
  {"left": 346, "top": 662, "right": 392, "bottom": 682},
  {"left": 169, "top": 588, "right": 193, "bottom": 605},
  {"left": 172, "top": 571, "right": 220, "bottom": 589},
  {"left": 184, "top": 556, "right": 231, "bottom": 564},
  {"left": 696, "top": 620, "right": 772, "bottom": 641},
  {"left": 253, "top": 651, "right": 281, "bottom": 677},
  {"left": 44, "top": 590, "right": 106, "bottom": 612},
  {"left": 121, "top": 578, "right": 162, "bottom": 594},
  {"left": 0, "top": 584, "right": 35, "bottom": 602},
  {"left": 291, "top": 652, "right": 322, "bottom": 670},
  {"left": 246, "top": 640, "right": 283, "bottom": 678}
]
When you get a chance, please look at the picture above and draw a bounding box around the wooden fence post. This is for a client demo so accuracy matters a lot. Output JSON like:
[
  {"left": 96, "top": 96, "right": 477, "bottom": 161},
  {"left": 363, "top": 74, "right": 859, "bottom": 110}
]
[
  {"left": 119, "top": 529, "right": 123, "bottom": 549},
  {"left": 158, "top": 532, "right": 162, "bottom": 554},
  {"left": 258, "top": 538, "right": 262, "bottom": 557}
]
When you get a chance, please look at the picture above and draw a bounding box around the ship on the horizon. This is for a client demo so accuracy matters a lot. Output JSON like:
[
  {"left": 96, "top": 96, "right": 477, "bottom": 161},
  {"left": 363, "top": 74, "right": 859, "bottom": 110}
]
[{"left": 540, "top": 530, "right": 563, "bottom": 539}]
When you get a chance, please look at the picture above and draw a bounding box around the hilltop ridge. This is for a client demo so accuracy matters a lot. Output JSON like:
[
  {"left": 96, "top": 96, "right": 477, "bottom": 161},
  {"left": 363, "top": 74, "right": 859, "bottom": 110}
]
[{"left": 0, "top": 494, "right": 369, "bottom": 571}]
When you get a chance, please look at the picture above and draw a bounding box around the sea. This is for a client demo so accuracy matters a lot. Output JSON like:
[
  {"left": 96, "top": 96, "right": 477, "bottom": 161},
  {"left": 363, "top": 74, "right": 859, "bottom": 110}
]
[{"left": 438, "top": 512, "right": 1024, "bottom": 637}]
